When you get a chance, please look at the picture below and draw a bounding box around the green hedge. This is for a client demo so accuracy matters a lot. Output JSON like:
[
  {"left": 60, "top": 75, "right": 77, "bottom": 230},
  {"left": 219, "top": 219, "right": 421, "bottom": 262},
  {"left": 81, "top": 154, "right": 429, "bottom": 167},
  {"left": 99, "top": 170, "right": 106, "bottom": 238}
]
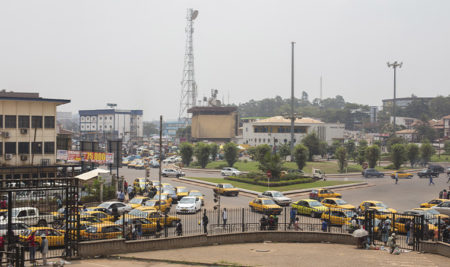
[{"left": 225, "top": 176, "right": 315, "bottom": 187}]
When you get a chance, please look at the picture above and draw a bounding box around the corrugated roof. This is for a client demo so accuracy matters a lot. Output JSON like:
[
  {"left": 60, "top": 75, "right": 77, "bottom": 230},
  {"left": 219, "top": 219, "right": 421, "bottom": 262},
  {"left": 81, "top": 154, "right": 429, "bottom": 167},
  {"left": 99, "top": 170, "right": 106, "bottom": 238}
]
[
  {"left": 255, "top": 116, "right": 323, "bottom": 124},
  {"left": 75, "top": 168, "right": 110, "bottom": 181}
]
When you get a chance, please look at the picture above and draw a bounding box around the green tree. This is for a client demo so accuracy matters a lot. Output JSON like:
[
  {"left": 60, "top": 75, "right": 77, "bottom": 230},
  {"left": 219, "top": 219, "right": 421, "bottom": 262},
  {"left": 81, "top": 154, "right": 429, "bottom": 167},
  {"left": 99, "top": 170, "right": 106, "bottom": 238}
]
[
  {"left": 179, "top": 142, "right": 194, "bottom": 167},
  {"left": 415, "top": 123, "right": 437, "bottom": 142},
  {"left": 335, "top": 146, "right": 347, "bottom": 173},
  {"left": 247, "top": 146, "right": 257, "bottom": 160},
  {"left": 406, "top": 143, "right": 420, "bottom": 167},
  {"left": 345, "top": 140, "right": 356, "bottom": 161},
  {"left": 302, "top": 133, "right": 320, "bottom": 161},
  {"left": 223, "top": 142, "right": 239, "bottom": 167},
  {"left": 420, "top": 140, "right": 435, "bottom": 165},
  {"left": 255, "top": 144, "right": 272, "bottom": 162},
  {"left": 258, "top": 152, "right": 283, "bottom": 180},
  {"left": 391, "top": 144, "right": 407, "bottom": 170},
  {"left": 194, "top": 142, "right": 210, "bottom": 168},
  {"left": 444, "top": 140, "right": 450, "bottom": 155},
  {"left": 143, "top": 122, "right": 158, "bottom": 137},
  {"left": 386, "top": 136, "right": 406, "bottom": 152},
  {"left": 209, "top": 143, "right": 219, "bottom": 161},
  {"left": 293, "top": 144, "right": 309, "bottom": 171},
  {"left": 278, "top": 143, "right": 291, "bottom": 160},
  {"left": 318, "top": 141, "right": 328, "bottom": 158},
  {"left": 365, "top": 145, "right": 380, "bottom": 168}
]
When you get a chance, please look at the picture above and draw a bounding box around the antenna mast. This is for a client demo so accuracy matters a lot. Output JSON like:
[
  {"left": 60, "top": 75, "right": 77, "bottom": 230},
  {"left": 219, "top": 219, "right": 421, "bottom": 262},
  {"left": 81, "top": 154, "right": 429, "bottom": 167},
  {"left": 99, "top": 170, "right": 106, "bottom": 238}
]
[{"left": 178, "top": 8, "right": 199, "bottom": 124}]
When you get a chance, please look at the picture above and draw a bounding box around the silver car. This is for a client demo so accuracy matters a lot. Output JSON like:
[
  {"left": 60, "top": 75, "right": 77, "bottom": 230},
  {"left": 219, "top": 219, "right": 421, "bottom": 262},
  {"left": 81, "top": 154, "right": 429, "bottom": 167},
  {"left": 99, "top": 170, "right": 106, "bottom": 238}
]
[
  {"left": 432, "top": 200, "right": 450, "bottom": 216},
  {"left": 259, "top": 191, "right": 292, "bottom": 206}
]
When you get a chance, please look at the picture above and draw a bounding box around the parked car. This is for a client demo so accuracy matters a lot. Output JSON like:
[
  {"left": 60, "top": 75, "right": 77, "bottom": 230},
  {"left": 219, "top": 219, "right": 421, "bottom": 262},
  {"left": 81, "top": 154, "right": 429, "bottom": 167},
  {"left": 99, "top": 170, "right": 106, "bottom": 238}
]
[
  {"left": 161, "top": 169, "right": 185, "bottom": 178},
  {"left": 98, "top": 201, "right": 131, "bottom": 215},
  {"left": 362, "top": 168, "right": 384, "bottom": 178},
  {"left": 417, "top": 168, "right": 440, "bottom": 178},
  {"left": 221, "top": 167, "right": 241, "bottom": 176},
  {"left": 176, "top": 196, "right": 202, "bottom": 214},
  {"left": 309, "top": 188, "right": 341, "bottom": 201},
  {"left": 0, "top": 219, "right": 29, "bottom": 236},
  {"left": 8, "top": 207, "right": 54, "bottom": 227},
  {"left": 432, "top": 200, "right": 450, "bottom": 216},
  {"left": 20, "top": 227, "right": 65, "bottom": 247},
  {"left": 259, "top": 191, "right": 292, "bottom": 206},
  {"left": 428, "top": 164, "right": 445, "bottom": 173},
  {"left": 420, "top": 199, "right": 448, "bottom": 208}
]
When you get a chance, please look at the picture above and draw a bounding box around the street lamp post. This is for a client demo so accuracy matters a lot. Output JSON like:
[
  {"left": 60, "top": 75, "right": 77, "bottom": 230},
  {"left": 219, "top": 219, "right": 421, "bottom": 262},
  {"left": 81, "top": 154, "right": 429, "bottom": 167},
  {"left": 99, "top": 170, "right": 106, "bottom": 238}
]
[
  {"left": 290, "top": 42, "right": 295, "bottom": 157},
  {"left": 387, "top": 61, "right": 403, "bottom": 134}
]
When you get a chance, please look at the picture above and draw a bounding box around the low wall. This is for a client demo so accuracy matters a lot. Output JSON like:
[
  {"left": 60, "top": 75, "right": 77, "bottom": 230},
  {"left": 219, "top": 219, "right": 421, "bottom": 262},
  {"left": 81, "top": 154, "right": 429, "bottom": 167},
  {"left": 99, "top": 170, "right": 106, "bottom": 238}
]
[
  {"left": 420, "top": 241, "right": 450, "bottom": 258},
  {"left": 78, "top": 231, "right": 355, "bottom": 258}
]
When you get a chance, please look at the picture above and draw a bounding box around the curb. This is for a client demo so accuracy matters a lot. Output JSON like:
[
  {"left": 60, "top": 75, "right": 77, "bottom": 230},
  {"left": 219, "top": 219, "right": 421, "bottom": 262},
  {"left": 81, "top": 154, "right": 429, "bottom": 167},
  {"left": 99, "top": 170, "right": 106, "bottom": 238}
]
[{"left": 179, "top": 177, "right": 368, "bottom": 196}]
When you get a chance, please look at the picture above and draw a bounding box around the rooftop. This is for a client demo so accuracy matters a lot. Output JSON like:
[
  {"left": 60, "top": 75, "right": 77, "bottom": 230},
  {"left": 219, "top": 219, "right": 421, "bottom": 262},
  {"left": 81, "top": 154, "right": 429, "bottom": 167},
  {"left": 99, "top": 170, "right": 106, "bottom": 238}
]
[
  {"left": 0, "top": 90, "right": 70, "bottom": 105},
  {"left": 253, "top": 116, "right": 323, "bottom": 125}
]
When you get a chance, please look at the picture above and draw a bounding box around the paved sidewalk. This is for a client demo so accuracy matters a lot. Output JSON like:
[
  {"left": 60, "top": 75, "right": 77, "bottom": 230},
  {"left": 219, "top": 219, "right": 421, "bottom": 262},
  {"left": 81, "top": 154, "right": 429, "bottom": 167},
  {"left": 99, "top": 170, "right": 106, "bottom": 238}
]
[{"left": 65, "top": 242, "right": 449, "bottom": 267}]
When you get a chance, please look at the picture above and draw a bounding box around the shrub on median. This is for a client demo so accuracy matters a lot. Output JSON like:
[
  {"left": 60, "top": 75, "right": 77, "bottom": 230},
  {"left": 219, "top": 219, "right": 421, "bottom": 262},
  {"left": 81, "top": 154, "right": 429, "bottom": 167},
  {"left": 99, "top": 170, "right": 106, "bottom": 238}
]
[{"left": 225, "top": 176, "right": 315, "bottom": 187}]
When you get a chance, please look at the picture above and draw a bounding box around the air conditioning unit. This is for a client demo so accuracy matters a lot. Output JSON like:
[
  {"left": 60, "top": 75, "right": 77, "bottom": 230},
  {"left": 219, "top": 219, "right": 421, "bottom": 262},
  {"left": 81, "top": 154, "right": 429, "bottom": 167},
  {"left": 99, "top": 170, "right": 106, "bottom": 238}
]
[
  {"left": 2, "top": 132, "right": 10, "bottom": 138},
  {"left": 20, "top": 128, "right": 28, "bottom": 134},
  {"left": 20, "top": 155, "right": 28, "bottom": 161},
  {"left": 5, "top": 154, "right": 13, "bottom": 160}
]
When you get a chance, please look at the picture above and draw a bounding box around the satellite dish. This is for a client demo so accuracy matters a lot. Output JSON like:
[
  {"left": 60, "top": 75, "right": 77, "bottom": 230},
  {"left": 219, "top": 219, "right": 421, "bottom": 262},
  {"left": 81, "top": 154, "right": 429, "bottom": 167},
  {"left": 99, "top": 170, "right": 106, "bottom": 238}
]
[{"left": 192, "top": 10, "right": 198, "bottom": 20}]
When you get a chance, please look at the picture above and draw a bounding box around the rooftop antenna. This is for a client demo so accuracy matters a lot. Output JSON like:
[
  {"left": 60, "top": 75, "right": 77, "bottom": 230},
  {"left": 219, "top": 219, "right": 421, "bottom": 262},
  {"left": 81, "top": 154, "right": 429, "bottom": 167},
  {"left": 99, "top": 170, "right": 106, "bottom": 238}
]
[
  {"left": 320, "top": 75, "right": 323, "bottom": 101},
  {"left": 107, "top": 103, "right": 117, "bottom": 109},
  {"left": 178, "top": 8, "right": 199, "bottom": 124}
]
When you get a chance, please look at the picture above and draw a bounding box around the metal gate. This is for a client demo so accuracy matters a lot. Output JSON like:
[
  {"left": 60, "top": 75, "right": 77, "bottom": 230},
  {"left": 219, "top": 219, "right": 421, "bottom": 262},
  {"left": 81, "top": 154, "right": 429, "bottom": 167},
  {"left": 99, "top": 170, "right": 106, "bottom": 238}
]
[
  {"left": 364, "top": 210, "right": 425, "bottom": 251},
  {"left": 0, "top": 177, "right": 79, "bottom": 265}
]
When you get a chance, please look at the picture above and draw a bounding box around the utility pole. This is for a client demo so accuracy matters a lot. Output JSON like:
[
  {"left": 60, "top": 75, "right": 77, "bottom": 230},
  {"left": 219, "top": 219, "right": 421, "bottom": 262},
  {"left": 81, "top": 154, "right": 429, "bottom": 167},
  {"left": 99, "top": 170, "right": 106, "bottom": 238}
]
[
  {"left": 387, "top": 61, "right": 402, "bottom": 135},
  {"left": 158, "top": 115, "right": 162, "bottom": 212},
  {"left": 290, "top": 42, "right": 295, "bottom": 157}
]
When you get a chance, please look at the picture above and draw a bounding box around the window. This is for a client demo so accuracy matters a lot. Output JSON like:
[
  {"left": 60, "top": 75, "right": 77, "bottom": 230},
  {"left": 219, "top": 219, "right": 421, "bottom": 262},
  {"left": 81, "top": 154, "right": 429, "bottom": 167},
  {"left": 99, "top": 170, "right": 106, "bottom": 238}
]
[
  {"left": 5, "top": 115, "right": 16, "bottom": 128},
  {"left": 44, "top": 116, "right": 55, "bottom": 128},
  {"left": 5, "top": 142, "right": 16, "bottom": 154},
  {"left": 99, "top": 117, "right": 102, "bottom": 120},
  {"left": 110, "top": 116, "right": 112, "bottom": 120},
  {"left": 32, "top": 142, "right": 42, "bottom": 154},
  {"left": 18, "top": 116, "right": 30, "bottom": 128},
  {"left": 18, "top": 142, "right": 29, "bottom": 154},
  {"left": 32, "top": 116, "right": 42, "bottom": 128},
  {"left": 0, "top": 115, "right": 3, "bottom": 128},
  {"left": 44, "top": 142, "right": 55, "bottom": 154}
]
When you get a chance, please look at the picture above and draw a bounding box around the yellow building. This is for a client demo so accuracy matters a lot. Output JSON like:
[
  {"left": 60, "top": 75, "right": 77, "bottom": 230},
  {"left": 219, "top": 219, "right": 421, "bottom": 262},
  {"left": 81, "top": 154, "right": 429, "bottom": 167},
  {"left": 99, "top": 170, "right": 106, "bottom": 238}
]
[
  {"left": 0, "top": 91, "right": 70, "bottom": 180},
  {"left": 188, "top": 106, "right": 238, "bottom": 142}
]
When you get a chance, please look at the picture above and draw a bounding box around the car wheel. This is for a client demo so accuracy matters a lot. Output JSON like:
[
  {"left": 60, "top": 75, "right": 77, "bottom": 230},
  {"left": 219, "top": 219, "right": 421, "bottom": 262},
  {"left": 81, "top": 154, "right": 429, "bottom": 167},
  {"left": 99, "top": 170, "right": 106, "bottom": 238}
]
[{"left": 311, "top": 211, "right": 316, "bottom": 218}]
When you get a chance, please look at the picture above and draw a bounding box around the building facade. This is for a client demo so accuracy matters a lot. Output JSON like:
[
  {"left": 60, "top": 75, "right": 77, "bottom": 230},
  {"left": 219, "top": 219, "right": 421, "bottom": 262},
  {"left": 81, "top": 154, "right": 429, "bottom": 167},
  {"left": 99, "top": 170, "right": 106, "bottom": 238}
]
[
  {"left": 162, "top": 121, "right": 186, "bottom": 137},
  {"left": 0, "top": 91, "right": 70, "bottom": 167},
  {"left": 78, "top": 109, "right": 143, "bottom": 142},
  {"left": 188, "top": 106, "right": 238, "bottom": 142},
  {"left": 240, "top": 116, "right": 344, "bottom": 146}
]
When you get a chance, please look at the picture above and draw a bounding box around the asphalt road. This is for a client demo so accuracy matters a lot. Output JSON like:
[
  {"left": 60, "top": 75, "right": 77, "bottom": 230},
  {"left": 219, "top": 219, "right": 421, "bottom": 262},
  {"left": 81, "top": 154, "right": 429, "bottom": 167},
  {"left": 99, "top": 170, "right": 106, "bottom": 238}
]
[{"left": 116, "top": 164, "right": 450, "bottom": 212}]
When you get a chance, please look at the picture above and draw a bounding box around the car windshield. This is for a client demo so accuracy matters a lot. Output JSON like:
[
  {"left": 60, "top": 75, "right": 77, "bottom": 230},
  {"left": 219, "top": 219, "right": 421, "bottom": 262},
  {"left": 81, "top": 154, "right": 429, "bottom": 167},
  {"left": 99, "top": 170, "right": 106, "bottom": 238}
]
[
  {"left": 129, "top": 198, "right": 143, "bottom": 204},
  {"left": 180, "top": 198, "right": 195, "bottom": 204},
  {"left": 223, "top": 184, "right": 234, "bottom": 189},
  {"left": 272, "top": 192, "right": 283, "bottom": 197},
  {"left": 335, "top": 199, "right": 348, "bottom": 205},
  {"left": 86, "top": 226, "right": 98, "bottom": 233},
  {"left": 375, "top": 203, "right": 387, "bottom": 208},
  {"left": 129, "top": 210, "right": 148, "bottom": 217},
  {"left": 424, "top": 209, "right": 440, "bottom": 215},
  {"left": 189, "top": 192, "right": 202, "bottom": 196},
  {"left": 145, "top": 201, "right": 156, "bottom": 207},
  {"left": 98, "top": 203, "right": 110, "bottom": 208},
  {"left": 262, "top": 199, "right": 276, "bottom": 205},
  {"left": 309, "top": 201, "right": 322, "bottom": 207},
  {"left": 177, "top": 188, "right": 188, "bottom": 193}
]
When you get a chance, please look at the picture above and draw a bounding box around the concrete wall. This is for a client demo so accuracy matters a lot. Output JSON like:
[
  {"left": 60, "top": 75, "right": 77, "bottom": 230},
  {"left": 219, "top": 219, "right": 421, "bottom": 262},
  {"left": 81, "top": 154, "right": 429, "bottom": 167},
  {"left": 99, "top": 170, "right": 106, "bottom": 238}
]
[
  {"left": 191, "top": 113, "right": 237, "bottom": 140},
  {"left": 78, "top": 231, "right": 355, "bottom": 258},
  {"left": 420, "top": 241, "right": 450, "bottom": 258}
]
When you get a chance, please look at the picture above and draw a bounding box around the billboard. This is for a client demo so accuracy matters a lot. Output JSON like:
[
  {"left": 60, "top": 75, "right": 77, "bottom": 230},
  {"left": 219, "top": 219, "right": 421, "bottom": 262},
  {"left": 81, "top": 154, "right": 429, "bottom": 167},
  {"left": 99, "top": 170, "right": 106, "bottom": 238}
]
[{"left": 57, "top": 150, "right": 114, "bottom": 164}]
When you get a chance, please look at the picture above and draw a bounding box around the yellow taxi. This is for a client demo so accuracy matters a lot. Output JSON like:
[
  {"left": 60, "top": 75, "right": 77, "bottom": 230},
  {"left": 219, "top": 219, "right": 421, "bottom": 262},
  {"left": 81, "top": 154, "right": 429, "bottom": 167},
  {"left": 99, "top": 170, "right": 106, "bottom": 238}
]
[
  {"left": 321, "top": 198, "right": 356, "bottom": 211},
  {"left": 20, "top": 227, "right": 65, "bottom": 247},
  {"left": 76, "top": 215, "right": 103, "bottom": 224},
  {"left": 152, "top": 193, "right": 173, "bottom": 205},
  {"left": 82, "top": 210, "right": 114, "bottom": 222},
  {"left": 359, "top": 201, "right": 397, "bottom": 214},
  {"left": 114, "top": 215, "right": 157, "bottom": 235},
  {"left": 128, "top": 207, "right": 180, "bottom": 227},
  {"left": 129, "top": 196, "right": 150, "bottom": 209},
  {"left": 249, "top": 197, "right": 282, "bottom": 215},
  {"left": 188, "top": 190, "right": 205, "bottom": 206},
  {"left": 133, "top": 178, "right": 150, "bottom": 190},
  {"left": 420, "top": 199, "right": 447, "bottom": 208},
  {"left": 309, "top": 188, "right": 341, "bottom": 201},
  {"left": 321, "top": 208, "right": 357, "bottom": 226},
  {"left": 127, "top": 159, "right": 139, "bottom": 169},
  {"left": 60, "top": 221, "right": 92, "bottom": 238},
  {"left": 82, "top": 222, "right": 122, "bottom": 240},
  {"left": 291, "top": 199, "right": 328, "bottom": 218},
  {"left": 393, "top": 215, "right": 436, "bottom": 236},
  {"left": 51, "top": 206, "right": 83, "bottom": 219},
  {"left": 390, "top": 171, "right": 413, "bottom": 179},
  {"left": 85, "top": 206, "right": 112, "bottom": 215},
  {"left": 213, "top": 183, "right": 240, "bottom": 197},
  {"left": 143, "top": 199, "right": 171, "bottom": 213},
  {"left": 175, "top": 186, "right": 189, "bottom": 200}
]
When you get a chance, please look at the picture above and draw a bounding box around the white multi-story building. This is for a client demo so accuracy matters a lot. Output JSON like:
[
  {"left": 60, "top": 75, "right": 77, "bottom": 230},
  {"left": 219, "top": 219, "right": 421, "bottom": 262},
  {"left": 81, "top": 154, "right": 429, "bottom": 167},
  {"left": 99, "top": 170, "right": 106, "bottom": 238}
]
[
  {"left": 78, "top": 109, "right": 143, "bottom": 142},
  {"left": 240, "top": 116, "right": 344, "bottom": 146},
  {"left": 0, "top": 91, "right": 70, "bottom": 167}
]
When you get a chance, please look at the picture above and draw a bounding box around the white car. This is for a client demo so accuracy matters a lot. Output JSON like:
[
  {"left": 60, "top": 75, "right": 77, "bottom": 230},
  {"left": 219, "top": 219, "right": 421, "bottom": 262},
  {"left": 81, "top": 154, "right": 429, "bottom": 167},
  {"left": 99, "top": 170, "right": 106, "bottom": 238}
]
[
  {"left": 98, "top": 201, "right": 131, "bottom": 215},
  {"left": 259, "top": 191, "right": 292, "bottom": 206},
  {"left": 221, "top": 167, "right": 241, "bottom": 176},
  {"left": 432, "top": 201, "right": 450, "bottom": 216},
  {"left": 176, "top": 196, "right": 202, "bottom": 214},
  {"left": 162, "top": 169, "right": 185, "bottom": 177}
]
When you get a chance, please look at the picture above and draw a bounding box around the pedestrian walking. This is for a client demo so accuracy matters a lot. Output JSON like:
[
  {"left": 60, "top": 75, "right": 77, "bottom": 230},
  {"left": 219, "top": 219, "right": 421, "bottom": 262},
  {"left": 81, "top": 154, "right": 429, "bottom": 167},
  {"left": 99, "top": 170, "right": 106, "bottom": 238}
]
[
  {"left": 27, "top": 231, "right": 37, "bottom": 266},
  {"left": 135, "top": 219, "right": 142, "bottom": 239},
  {"left": 447, "top": 172, "right": 450, "bottom": 183},
  {"left": 40, "top": 234, "right": 49, "bottom": 266},
  {"left": 409, "top": 220, "right": 415, "bottom": 246},
  {"left": 439, "top": 189, "right": 444, "bottom": 199},
  {"left": 176, "top": 221, "right": 183, "bottom": 236},
  {"left": 395, "top": 172, "right": 399, "bottom": 184},
  {"left": 443, "top": 190, "right": 448, "bottom": 200},
  {"left": 321, "top": 219, "right": 328, "bottom": 232},
  {"left": 156, "top": 220, "right": 163, "bottom": 238},
  {"left": 429, "top": 174, "right": 435, "bottom": 185},
  {"left": 382, "top": 218, "right": 391, "bottom": 245},
  {"left": 260, "top": 216, "right": 267, "bottom": 231},
  {"left": 56, "top": 197, "right": 63, "bottom": 210},
  {"left": 406, "top": 219, "right": 411, "bottom": 245},
  {"left": 0, "top": 198, "right": 6, "bottom": 209},
  {"left": 124, "top": 180, "right": 128, "bottom": 192},
  {"left": 202, "top": 210, "right": 209, "bottom": 234},
  {"left": 222, "top": 208, "right": 228, "bottom": 227},
  {"left": 288, "top": 207, "right": 297, "bottom": 229},
  {"left": 294, "top": 217, "right": 300, "bottom": 231}
]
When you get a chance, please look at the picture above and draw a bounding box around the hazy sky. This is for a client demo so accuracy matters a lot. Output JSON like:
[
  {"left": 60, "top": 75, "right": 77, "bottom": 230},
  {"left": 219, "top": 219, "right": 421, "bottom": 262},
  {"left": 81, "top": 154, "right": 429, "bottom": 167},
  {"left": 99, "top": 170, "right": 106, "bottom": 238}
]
[{"left": 1, "top": 0, "right": 449, "bottom": 121}]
